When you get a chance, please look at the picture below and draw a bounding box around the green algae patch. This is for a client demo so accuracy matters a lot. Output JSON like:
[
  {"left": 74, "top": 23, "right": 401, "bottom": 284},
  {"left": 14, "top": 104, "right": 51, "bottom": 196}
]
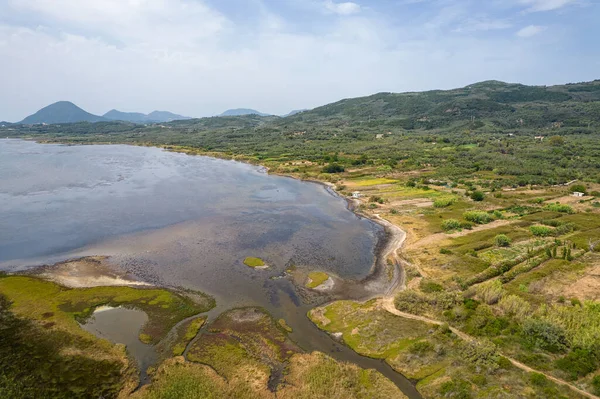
[
  {"left": 244, "top": 257, "right": 266, "bottom": 268},
  {"left": 278, "top": 318, "right": 293, "bottom": 333},
  {"left": 306, "top": 272, "right": 329, "bottom": 289},
  {"left": 172, "top": 317, "right": 206, "bottom": 356},
  {"left": 0, "top": 276, "right": 214, "bottom": 345}
]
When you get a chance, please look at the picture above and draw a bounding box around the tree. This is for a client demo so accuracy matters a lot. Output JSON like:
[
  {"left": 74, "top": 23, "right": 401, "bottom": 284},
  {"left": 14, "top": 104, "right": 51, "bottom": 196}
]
[
  {"left": 570, "top": 184, "right": 587, "bottom": 195},
  {"left": 549, "top": 135, "right": 565, "bottom": 146},
  {"left": 322, "top": 163, "right": 345, "bottom": 173},
  {"left": 495, "top": 234, "right": 511, "bottom": 247},
  {"left": 470, "top": 191, "right": 485, "bottom": 201}
]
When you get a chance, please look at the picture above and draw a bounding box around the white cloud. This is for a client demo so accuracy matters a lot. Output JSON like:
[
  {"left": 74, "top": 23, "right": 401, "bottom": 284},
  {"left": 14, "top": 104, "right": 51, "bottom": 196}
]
[
  {"left": 519, "top": 0, "right": 578, "bottom": 12},
  {"left": 0, "top": 0, "right": 596, "bottom": 122},
  {"left": 517, "top": 25, "right": 546, "bottom": 37},
  {"left": 324, "top": 0, "right": 361, "bottom": 15}
]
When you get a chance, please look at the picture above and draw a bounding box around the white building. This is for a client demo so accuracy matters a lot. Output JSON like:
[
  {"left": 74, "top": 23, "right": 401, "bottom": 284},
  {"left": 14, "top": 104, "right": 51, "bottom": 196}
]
[
  {"left": 351, "top": 191, "right": 362, "bottom": 199},
  {"left": 572, "top": 192, "right": 585, "bottom": 197}
]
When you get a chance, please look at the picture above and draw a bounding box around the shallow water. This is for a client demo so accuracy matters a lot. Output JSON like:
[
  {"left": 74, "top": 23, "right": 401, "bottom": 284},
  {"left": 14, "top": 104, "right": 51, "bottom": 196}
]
[
  {"left": 0, "top": 139, "right": 420, "bottom": 398},
  {"left": 81, "top": 306, "right": 157, "bottom": 378}
]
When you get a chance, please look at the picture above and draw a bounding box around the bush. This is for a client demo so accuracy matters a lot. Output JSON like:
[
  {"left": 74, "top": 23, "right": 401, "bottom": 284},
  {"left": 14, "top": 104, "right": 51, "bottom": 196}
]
[
  {"left": 530, "top": 225, "right": 554, "bottom": 237},
  {"left": 322, "top": 163, "right": 345, "bottom": 173},
  {"left": 495, "top": 234, "right": 511, "bottom": 247},
  {"left": 522, "top": 318, "right": 568, "bottom": 352},
  {"left": 408, "top": 340, "right": 433, "bottom": 355},
  {"left": 442, "top": 219, "right": 461, "bottom": 232},
  {"left": 555, "top": 348, "right": 599, "bottom": 380},
  {"left": 570, "top": 184, "right": 587, "bottom": 195},
  {"left": 420, "top": 280, "right": 444, "bottom": 293},
  {"left": 498, "top": 295, "right": 531, "bottom": 321},
  {"left": 464, "top": 211, "right": 494, "bottom": 224},
  {"left": 460, "top": 221, "right": 474, "bottom": 230},
  {"left": 470, "top": 191, "right": 485, "bottom": 201},
  {"left": 529, "top": 372, "right": 548, "bottom": 386},
  {"left": 434, "top": 196, "right": 456, "bottom": 208},
  {"left": 440, "top": 379, "right": 472, "bottom": 399},
  {"left": 592, "top": 375, "right": 600, "bottom": 395},
  {"left": 460, "top": 340, "right": 501, "bottom": 373},
  {"left": 475, "top": 280, "right": 504, "bottom": 305},
  {"left": 545, "top": 203, "right": 574, "bottom": 214}
]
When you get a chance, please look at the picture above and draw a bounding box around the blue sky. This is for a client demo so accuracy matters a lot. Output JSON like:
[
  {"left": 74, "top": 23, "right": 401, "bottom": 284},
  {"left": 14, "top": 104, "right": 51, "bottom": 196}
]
[{"left": 0, "top": 0, "right": 598, "bottom": 121}]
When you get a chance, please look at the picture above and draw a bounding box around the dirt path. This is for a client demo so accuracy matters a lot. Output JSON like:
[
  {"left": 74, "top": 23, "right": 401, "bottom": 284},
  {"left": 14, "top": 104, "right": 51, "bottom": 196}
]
[{"left": 380, "top": 297, "right": 598, "bottom": 399}]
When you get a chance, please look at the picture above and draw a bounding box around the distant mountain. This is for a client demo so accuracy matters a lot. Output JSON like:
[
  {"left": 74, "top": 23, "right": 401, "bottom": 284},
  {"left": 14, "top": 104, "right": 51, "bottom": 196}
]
[
  {"left": 220, "top": 108, "right": 270, "bottom": 117},
  {"left": 104, "top": 109, "right": 191, "bottom": 123},
  {"left": 146, "top": 111, "right": 191, "bottom": 122},
  {"left": 20, "top": 101, "right": 106, "bottom": 124},
  {"left": 103, "top": 110, "right": 149, "bottom": 123},
  {"left": 283, "top": 109, "right": 308, "bottom": 117}
]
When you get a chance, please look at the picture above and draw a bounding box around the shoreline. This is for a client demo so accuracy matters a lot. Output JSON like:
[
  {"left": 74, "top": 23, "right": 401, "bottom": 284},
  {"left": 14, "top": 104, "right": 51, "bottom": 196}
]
[{"left": 3, "top": 138, "right": 407, "bottom": 301}]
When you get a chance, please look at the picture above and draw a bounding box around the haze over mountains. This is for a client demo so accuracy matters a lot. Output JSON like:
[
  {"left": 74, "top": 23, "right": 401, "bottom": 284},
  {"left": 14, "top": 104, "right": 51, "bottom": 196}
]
[
  {"left": 16, "top": 102, "right": 308, "bottom": 125},
  {"left": 220, "top": 109, "right": 271, "bottom": 117},
  {"left": 18, "top": 102, "right": 192, "bottom": 125}
]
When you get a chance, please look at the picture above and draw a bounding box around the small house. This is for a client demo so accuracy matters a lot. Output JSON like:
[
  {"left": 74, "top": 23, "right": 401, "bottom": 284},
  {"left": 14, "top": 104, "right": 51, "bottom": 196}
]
[
  {"left": 351, "top": 191, "right": 362, "bottom": 199},
  {"left": 572, "top": 192, "right": 585, "bottom": 197}
]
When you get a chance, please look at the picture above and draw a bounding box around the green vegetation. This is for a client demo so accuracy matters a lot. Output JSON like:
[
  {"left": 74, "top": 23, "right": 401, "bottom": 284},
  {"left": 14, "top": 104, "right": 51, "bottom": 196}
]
[
  {"left": 495, "top": 234, "right": 511, "bottom": 247},
  {"left": 172, "top": 317, "right": 206, "bottom": 356},
  {"left": 463, "top": 211, "right": 495, "bottom": 225},
  {"left": 243, "top": 257, "right": 266, "bottom": 268},
  {"left": 306, "top": 272, "right": 330, "bottom": 289},
  {"left": 0, "top": 276, "right": 214, "bottom": 398}
]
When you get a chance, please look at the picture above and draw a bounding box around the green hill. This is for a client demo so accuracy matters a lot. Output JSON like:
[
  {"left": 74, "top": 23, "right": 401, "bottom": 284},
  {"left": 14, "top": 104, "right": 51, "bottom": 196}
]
[{"left": 20, "top": 101, "right": 106, "bottom": 124}]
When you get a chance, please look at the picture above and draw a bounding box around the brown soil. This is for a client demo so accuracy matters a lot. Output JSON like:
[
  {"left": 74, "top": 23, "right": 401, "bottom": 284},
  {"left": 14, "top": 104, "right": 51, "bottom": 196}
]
[{"left": 33, "top": 257, "right": 151, "bottom": 288}]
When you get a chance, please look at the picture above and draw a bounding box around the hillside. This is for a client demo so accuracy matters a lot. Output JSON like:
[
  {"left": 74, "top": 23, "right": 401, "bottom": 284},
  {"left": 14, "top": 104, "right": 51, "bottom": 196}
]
[
  {"left": 4, "top": 79, "right": 600, "bottom": 186},
  {"left": 279, "top": 80, "right": 600, "bottom": 130},
  {"left": 20, "top": 101, "right": 106, "bottom": 124},
  {"left": 220, "top": 108, "right": 270, "bottom": 117}
]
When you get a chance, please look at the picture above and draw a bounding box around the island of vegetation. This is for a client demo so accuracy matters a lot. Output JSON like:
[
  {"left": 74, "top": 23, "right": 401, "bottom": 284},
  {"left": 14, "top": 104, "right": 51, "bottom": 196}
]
[
  {"left": 243, "top": 257, "right": 267, "bottom": 268},
  {"left": 2, "top": 79, "right": 600, "bottom": 398}
]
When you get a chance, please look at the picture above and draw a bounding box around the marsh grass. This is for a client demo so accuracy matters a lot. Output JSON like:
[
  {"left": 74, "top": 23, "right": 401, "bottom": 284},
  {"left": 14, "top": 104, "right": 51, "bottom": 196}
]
[{"left": 306, "top": 272, "right": 330, "bottom": 289}]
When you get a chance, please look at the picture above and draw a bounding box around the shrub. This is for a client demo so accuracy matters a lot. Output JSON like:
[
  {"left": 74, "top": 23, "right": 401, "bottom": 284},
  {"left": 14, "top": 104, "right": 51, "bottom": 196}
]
[
  {"left": 408, "top": 340, "right": 433, "bottom": 355},
  {"left": 470, "top": 191, "right": 485, "bottom": 201},
  {"left": 555, "top": 348, "right": 599, "bottom": 380},
  {"left": 522, "top": 318, "right": 568, "bottom": 352},
  {"left": 498, "top": 295, "right": 530, "bottom": 321},
  {"left": 460, "top": 221, "right": 474, "bottom": 230},
  {"left": 529, "top": 372, "right": 548, "bottom": 386},
  {"left": 440, "top": 379, "right": 472, "bottom": 399},
  {"left": 592, "top": 375, "right": 600, "bottom": 395},
  {"left": 570, "top": 184, "right": 587, "bottom": 195},
  {"left": 495, "top": 234, "right": 511, "bottom": 247},
  {"left": 442, "top": 219, "right": 461, "bottom": 232},
  {"left": 420, "top": 280, "right": 444, "bottom": 293},
  {"left": 464, "top": 211, "right": 494, "bottom": 224},
  {"left": 475, "top": 280, "right": 504, "bottom": 305},
  {"left": 322, "top": 163, "right": 345, "bottom": 173},
  {"left": 460, "top": 340, "right": 501, "bottom": 373},
  {"left": 545, "top": 203, "right": 574, "bottom": 214},
  {"left": 440, "top": 248, "right": 452, "bottom": 255},
  {"left": 530, "top": 225, "right": 554, "bottom": 237},
  {"left": 434, "top": 196, "right": 456, "bottom": 208}
]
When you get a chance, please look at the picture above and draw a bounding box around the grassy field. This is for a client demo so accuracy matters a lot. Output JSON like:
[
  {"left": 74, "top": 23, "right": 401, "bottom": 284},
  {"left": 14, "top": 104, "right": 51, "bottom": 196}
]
[
  {"left": 306, "top": 272, "right": 330, "bottom": 289},
  {"left": 0, "top": 276, "right": 214, "bottom": 398}
]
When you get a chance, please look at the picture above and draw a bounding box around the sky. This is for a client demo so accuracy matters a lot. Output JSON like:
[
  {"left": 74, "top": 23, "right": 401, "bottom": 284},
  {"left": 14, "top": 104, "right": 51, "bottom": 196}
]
[{"left": 0, "top": 0, "right": 599, "bottom": 121}]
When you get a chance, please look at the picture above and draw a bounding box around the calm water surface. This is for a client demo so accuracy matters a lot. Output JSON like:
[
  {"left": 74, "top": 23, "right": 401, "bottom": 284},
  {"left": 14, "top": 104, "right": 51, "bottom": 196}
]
[{"left": 0, "top": 139, "right": 420, "bottom": 398}]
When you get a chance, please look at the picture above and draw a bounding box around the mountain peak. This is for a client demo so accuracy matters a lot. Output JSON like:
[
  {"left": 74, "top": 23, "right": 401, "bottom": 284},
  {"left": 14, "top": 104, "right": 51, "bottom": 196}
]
[{"left": 20, "top": 101, "right": 106, "bottom": 124}]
